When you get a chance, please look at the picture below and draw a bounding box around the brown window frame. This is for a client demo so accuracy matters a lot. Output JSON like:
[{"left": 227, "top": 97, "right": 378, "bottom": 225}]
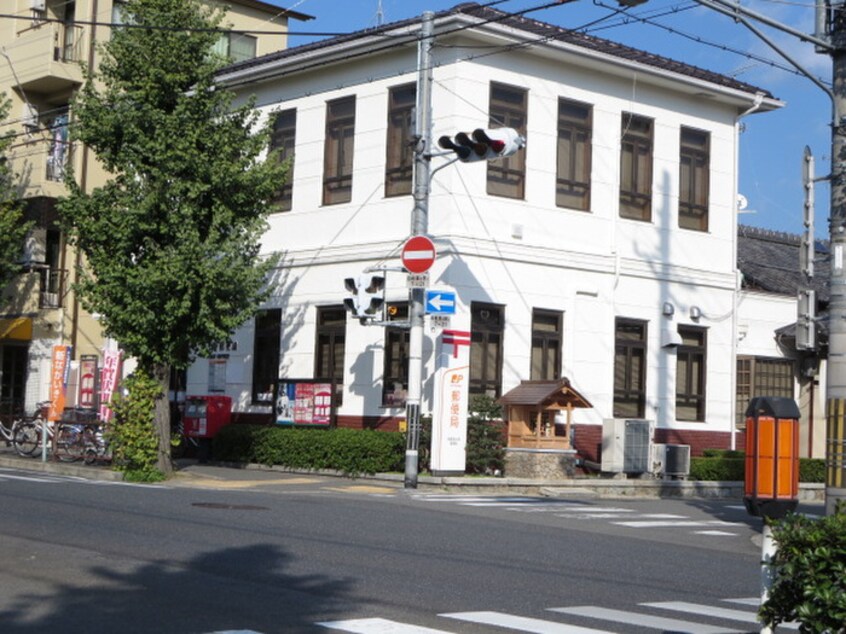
[
  {"left": 382, "top": 303, "right": 410, "bottom": 406},
  {"left": 269, "top": 108, "right": 296, "bottom": 212},
  {"left": 613, "top": 318, "right": 647, "bottom": 418},
  {"left": 487, "top": 82, "right": 527, "bottom": 199},
  {"left": 323, "top": 95, "right": 356, "bottom": 205},
  {"left": 736, "top": 356, "right": 794, "bottom": 429},
  {"left": 385, "top": 83, "right": 416, "bottom": 198},
  {"left": 619, "top": 113, "right": 653, "bottom": 222},
  {"left": 470, "top": 302, "right": 504, "bottom": 398},
  {"left": 314, "top": 306, "right": 346, "bottom": 407},
  {"left": 530, "top": 309, "right": 562, "bottom": 381},
  {"left": 676, "top": 325, "right": 707, "bottom": 422},
  {"left": 556, "top": 98, "right": 592, "bottom": 211},
  {"left": 679, "top": 126, "right": 710, "bottom": 231},
  {"left": 252, "top": 308, "right": 281, "bottom": 404}
]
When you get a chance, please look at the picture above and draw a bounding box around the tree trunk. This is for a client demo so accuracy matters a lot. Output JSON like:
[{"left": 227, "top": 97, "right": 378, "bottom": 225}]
[{"left": 152, "top": 362, "right": 173, "bottom": 475}]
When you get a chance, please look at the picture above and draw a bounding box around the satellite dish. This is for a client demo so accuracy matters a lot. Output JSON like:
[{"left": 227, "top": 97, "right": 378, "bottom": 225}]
[{"left": 737, "top": 194, "right": 748, "bottom": 211}]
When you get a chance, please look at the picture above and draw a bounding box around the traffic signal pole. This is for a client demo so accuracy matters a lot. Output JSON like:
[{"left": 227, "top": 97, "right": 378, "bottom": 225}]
[{"left": 404, "top": 11, "right": 434, "bottom": 489}]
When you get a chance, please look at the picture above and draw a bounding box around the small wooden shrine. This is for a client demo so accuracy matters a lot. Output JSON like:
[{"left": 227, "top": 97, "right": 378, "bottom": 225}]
[{"left": 499, "top": 378, "right": 592, "bottom": 450}]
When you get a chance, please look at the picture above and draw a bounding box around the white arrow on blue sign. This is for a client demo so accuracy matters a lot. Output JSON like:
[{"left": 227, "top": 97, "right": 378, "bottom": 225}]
[{"left": 425, "top": 290, "right": 456, "bottom": 315}]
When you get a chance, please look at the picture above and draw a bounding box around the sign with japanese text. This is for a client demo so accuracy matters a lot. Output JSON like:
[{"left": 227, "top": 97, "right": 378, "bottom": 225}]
[
  {"left": 48, "top": 345, "right": 72, "bottom": 421},
  {"left": 99, "top": 349, "right": 122, "bottom": 422},
  {"left": 275, "top": 380, "right": 334, "bottom": 426},
  {"left": 431, "top": 330, "right": 470, "bottom": 474},
  {"left": 78, "top": 355, "right": 98, "bottom": 409}
]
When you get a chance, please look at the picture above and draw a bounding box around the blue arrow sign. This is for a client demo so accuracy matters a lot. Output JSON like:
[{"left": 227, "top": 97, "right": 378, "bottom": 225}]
[{"left": 426, "top": 290, "right": 456, "bottom": 315}]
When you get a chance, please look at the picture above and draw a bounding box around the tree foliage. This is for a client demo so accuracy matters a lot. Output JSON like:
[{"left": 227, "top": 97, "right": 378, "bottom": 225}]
[
  {"left": 0, "top": 95, "right": 32, "bottom": 290},
  {"left": 59, "top": 0, "right": 287, "bottom": 471}
]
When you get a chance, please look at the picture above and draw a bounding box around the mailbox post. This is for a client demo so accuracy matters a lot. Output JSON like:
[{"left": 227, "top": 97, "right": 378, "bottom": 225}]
[{"left": 743, "top": 396, "right": 801, "bottom": 634}]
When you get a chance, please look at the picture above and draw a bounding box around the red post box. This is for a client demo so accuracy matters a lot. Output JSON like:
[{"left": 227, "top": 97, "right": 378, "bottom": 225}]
[
  {"left": 183, "top": 395, "right": 232, "bottom": 439},
  {"left": 744, "top": 396, "right": 800, "bottom": 519}
]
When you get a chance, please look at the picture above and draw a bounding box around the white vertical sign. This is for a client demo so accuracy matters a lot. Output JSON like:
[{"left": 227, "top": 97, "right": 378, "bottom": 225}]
[{"left": 430, "top": 329, "right": 471, "bottom": 474}]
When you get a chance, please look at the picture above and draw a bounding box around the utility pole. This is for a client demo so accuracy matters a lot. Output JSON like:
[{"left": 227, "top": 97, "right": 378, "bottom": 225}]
[
  {"left": 825, "top": 5, "right": 846, "bottom": 514},
  {"left": 404, "top": 11, "right": 434, "bottom": 489}
]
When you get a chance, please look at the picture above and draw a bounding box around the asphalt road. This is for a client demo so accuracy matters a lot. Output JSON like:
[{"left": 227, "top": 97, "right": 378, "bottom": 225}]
[{"left": 0, "top": 464, "right": 813, "bottom": 634}]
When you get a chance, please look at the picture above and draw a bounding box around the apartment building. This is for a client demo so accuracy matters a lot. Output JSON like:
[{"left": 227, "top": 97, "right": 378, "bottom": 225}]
[
  {"left": 187, "top": 3, "right": 787, "bottom": 459},
  {"left": 0, "top": 0, "right": 312, "bottom": 419}
]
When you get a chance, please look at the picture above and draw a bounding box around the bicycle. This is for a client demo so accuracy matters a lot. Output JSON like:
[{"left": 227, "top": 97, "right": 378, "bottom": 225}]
[{"left": 0, "top": 415, "right": 40, "bottom": 457}]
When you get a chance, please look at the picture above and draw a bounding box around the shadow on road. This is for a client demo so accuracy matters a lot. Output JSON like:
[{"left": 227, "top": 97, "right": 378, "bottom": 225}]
[{"left": 0, "top": 543, "right": 355, "bottom": 633}]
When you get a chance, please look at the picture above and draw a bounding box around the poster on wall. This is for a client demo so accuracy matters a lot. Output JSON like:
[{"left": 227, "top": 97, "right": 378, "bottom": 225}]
[{"left": 275, "top": 379, "right": 334, "bottom": 426}]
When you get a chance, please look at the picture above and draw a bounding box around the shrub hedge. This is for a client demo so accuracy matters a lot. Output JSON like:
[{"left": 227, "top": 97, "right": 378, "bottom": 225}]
[
  {"left": 213, "top": 425, "right": 404, "bottom": 476},
  {"left": 690, "top": 451, "right": 826, "bottom": 483}
]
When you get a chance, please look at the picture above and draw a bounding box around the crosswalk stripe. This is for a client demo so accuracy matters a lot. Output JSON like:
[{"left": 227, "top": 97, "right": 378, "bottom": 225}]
[
  {"left": 695, "top": 530, "right": 737, "bottom": 536},
  {"left": 0, "top": 473, "right": 67, "bottom": 483},
  {"left": 612, "top": 520, "right": 737, "bottom": 528},
  {"left": 548, "top": 606, "right": 736, "bottom": 634},
  {"left": 317, "top": 617, "right": 456, "bottom": 633},
  {"left": 643, "top": 601, "right": 800, "bottom": 629},
  {"left": 440, "top": 611, "right": 614, "bottom": 633},
  {"left": 721, "top": 598, "right": 759, "bottom": 606}
]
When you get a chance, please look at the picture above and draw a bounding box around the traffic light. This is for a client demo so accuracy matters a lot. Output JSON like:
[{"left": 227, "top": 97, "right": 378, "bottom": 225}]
[
  {"left": 343, "top": 273, "right": 385, "bottom": 322},
  {"left": 438, "top": 127, "right": 525, "bottom": 162}
]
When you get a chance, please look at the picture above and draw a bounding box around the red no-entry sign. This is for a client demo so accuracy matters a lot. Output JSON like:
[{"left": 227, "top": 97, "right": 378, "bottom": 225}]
[{"left": 401, "top": 236, "right": 436, "bottom": 274}]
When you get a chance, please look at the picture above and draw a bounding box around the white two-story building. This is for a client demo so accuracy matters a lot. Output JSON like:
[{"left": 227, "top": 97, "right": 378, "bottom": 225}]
[{"left": 186, "top": 2, "right": 784, "bottom": 464}]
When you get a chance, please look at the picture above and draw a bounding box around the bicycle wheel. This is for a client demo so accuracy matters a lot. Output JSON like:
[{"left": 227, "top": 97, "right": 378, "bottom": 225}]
[
  {"left": 12, "top": 422, "right": 39, "bottom": 456},
  {"left": 56, "top": 425, "right": 85, "bottom": 462}
]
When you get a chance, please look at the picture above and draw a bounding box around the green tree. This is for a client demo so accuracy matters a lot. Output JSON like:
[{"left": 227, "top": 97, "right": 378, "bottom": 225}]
[
  {"left": 60, "top": 0, "right": 287, "bottom": 474},
  {"left": 0, "top": 95, "right": 32, "bottom": 290}
]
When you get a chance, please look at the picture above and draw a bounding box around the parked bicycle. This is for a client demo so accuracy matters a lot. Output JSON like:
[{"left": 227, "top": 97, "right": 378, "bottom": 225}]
[
  {"left": 12, "top": 404, "right": 107, "bottom": 463},
  {"left": 0, "top": 415, "right": 40, "bottom": 457}
]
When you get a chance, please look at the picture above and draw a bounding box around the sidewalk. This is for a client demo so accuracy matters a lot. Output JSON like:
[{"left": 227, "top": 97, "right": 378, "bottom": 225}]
[{"left": 1, "top": 447, "right": 825, "bottom": 501}]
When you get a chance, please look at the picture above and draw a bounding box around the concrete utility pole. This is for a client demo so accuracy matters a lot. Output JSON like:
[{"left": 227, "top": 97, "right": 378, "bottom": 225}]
[
  {"left": 404, "top": 11, "right": 434, "bottom": 489},
  {"left": 825, "top": 5, "right": 846, "bottom": 514}
]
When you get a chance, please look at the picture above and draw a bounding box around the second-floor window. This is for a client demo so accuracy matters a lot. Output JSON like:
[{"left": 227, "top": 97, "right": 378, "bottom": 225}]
[
  {"left": 676, "top": 326, "right": 707, "bottom": 421},
  {"left": 556, "top": 98, "right": 592, "bottom": 211},
  {"left": 619, "top": 113, "right": 653, "bottom": 222},
  {"left": 488, "top": 82, "right": 527, "bottom": 199},
  {"left": 531, "top": 309, "right": 562, "bottom": 381},
  {"left": 323, "top": 96, "right": 356, "bottom": 205},
  {"left": 269, "top": 108, "right": 296, "bottom": 212},
  {"left": 470, "top": 303, "right": 504, "bottom": 398},
  {"left": 679, "top": 127, "right": 710, "bottom": 232},
  {"left": 385, "top": 83, "right": 416, "bottom": 197},
  {"left": 213, "top": 33, "right": 257, "bottom": 63},
  {"left": 614, "top": 318, "right": 647, "bottom": 418}
]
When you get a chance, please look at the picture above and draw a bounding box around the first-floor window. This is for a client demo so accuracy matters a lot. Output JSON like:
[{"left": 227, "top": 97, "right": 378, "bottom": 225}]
[
  {"left": 470, "top": 303, "right": 504, "bottom": 398},
  {"left": 315, "top": 306, "right": 346, "bottom": 406},
  {"left": 383, "top": 303, "right": 409, "bottom": 406},
  {"left": 676, "top": 326, "right": 707, "bottom": 421},
  {"left": 531, "top": 309, "right": 562, "bottom": 381},
  {"left": 614, "top": 318, "right": 647, "bottom": 418},
  {"left": 252, "top": 309, "right": 281, "bottom": 404},
  {"left": 736, "top": 356, "right": 794, "bottom": 428}
]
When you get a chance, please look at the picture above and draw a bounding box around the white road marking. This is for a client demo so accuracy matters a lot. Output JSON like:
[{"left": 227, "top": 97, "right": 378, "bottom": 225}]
[
  {"left": 612, "top": 520, "right": 737, "bottom": 528},
  {"left": 644, "top": 601, "right": 800, "bottom": 629},
  {"left": 694, "top": 530, "right": 738, "bottom": 536},
  {"left": 441, "top": 611, "right": 615, "bottom": 633},
  {"left": 549, "top": 606, "right": 737, "bottom": 633},
  {"left": 317, "top": 617, "right": 456, "bottom": 633}
]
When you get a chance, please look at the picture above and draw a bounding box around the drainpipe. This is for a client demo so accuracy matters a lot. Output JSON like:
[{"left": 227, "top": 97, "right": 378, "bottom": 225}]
[{"left": 731, "top": 92, "right": 765, "bottom": 451}]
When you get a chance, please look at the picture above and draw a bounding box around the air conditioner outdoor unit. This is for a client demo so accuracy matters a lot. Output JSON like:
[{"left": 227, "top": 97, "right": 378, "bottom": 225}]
[
  {"left": 30, "top": 0, "right": 46, "bottom": 11},
  {"left": 601, "top": 418, "right": 653, "bottom": 474},
  {"left": 664, "top": 444, "right": 691, "bottom": 478}
]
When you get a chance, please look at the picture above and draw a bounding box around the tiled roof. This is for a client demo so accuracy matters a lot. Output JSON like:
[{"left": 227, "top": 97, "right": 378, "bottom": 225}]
[
  {"left": 219, "top": 2, "right": 773, "bottom": 98},
  {"left": 737, "top": 225, "right": 828, "bottom": 303},
  {"left": 499, "top": 379, "right": 592, "bottom": 409}
]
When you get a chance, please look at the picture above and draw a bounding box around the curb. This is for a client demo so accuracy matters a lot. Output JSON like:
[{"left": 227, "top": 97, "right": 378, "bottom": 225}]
[{"left": 0, "top": 452, "right": 124, "bottom": 481}]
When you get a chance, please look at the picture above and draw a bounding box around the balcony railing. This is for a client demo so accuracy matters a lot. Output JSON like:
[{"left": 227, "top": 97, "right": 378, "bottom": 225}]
[{"left": 39, "top": 268, "right": 66, "bottom": 308}]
